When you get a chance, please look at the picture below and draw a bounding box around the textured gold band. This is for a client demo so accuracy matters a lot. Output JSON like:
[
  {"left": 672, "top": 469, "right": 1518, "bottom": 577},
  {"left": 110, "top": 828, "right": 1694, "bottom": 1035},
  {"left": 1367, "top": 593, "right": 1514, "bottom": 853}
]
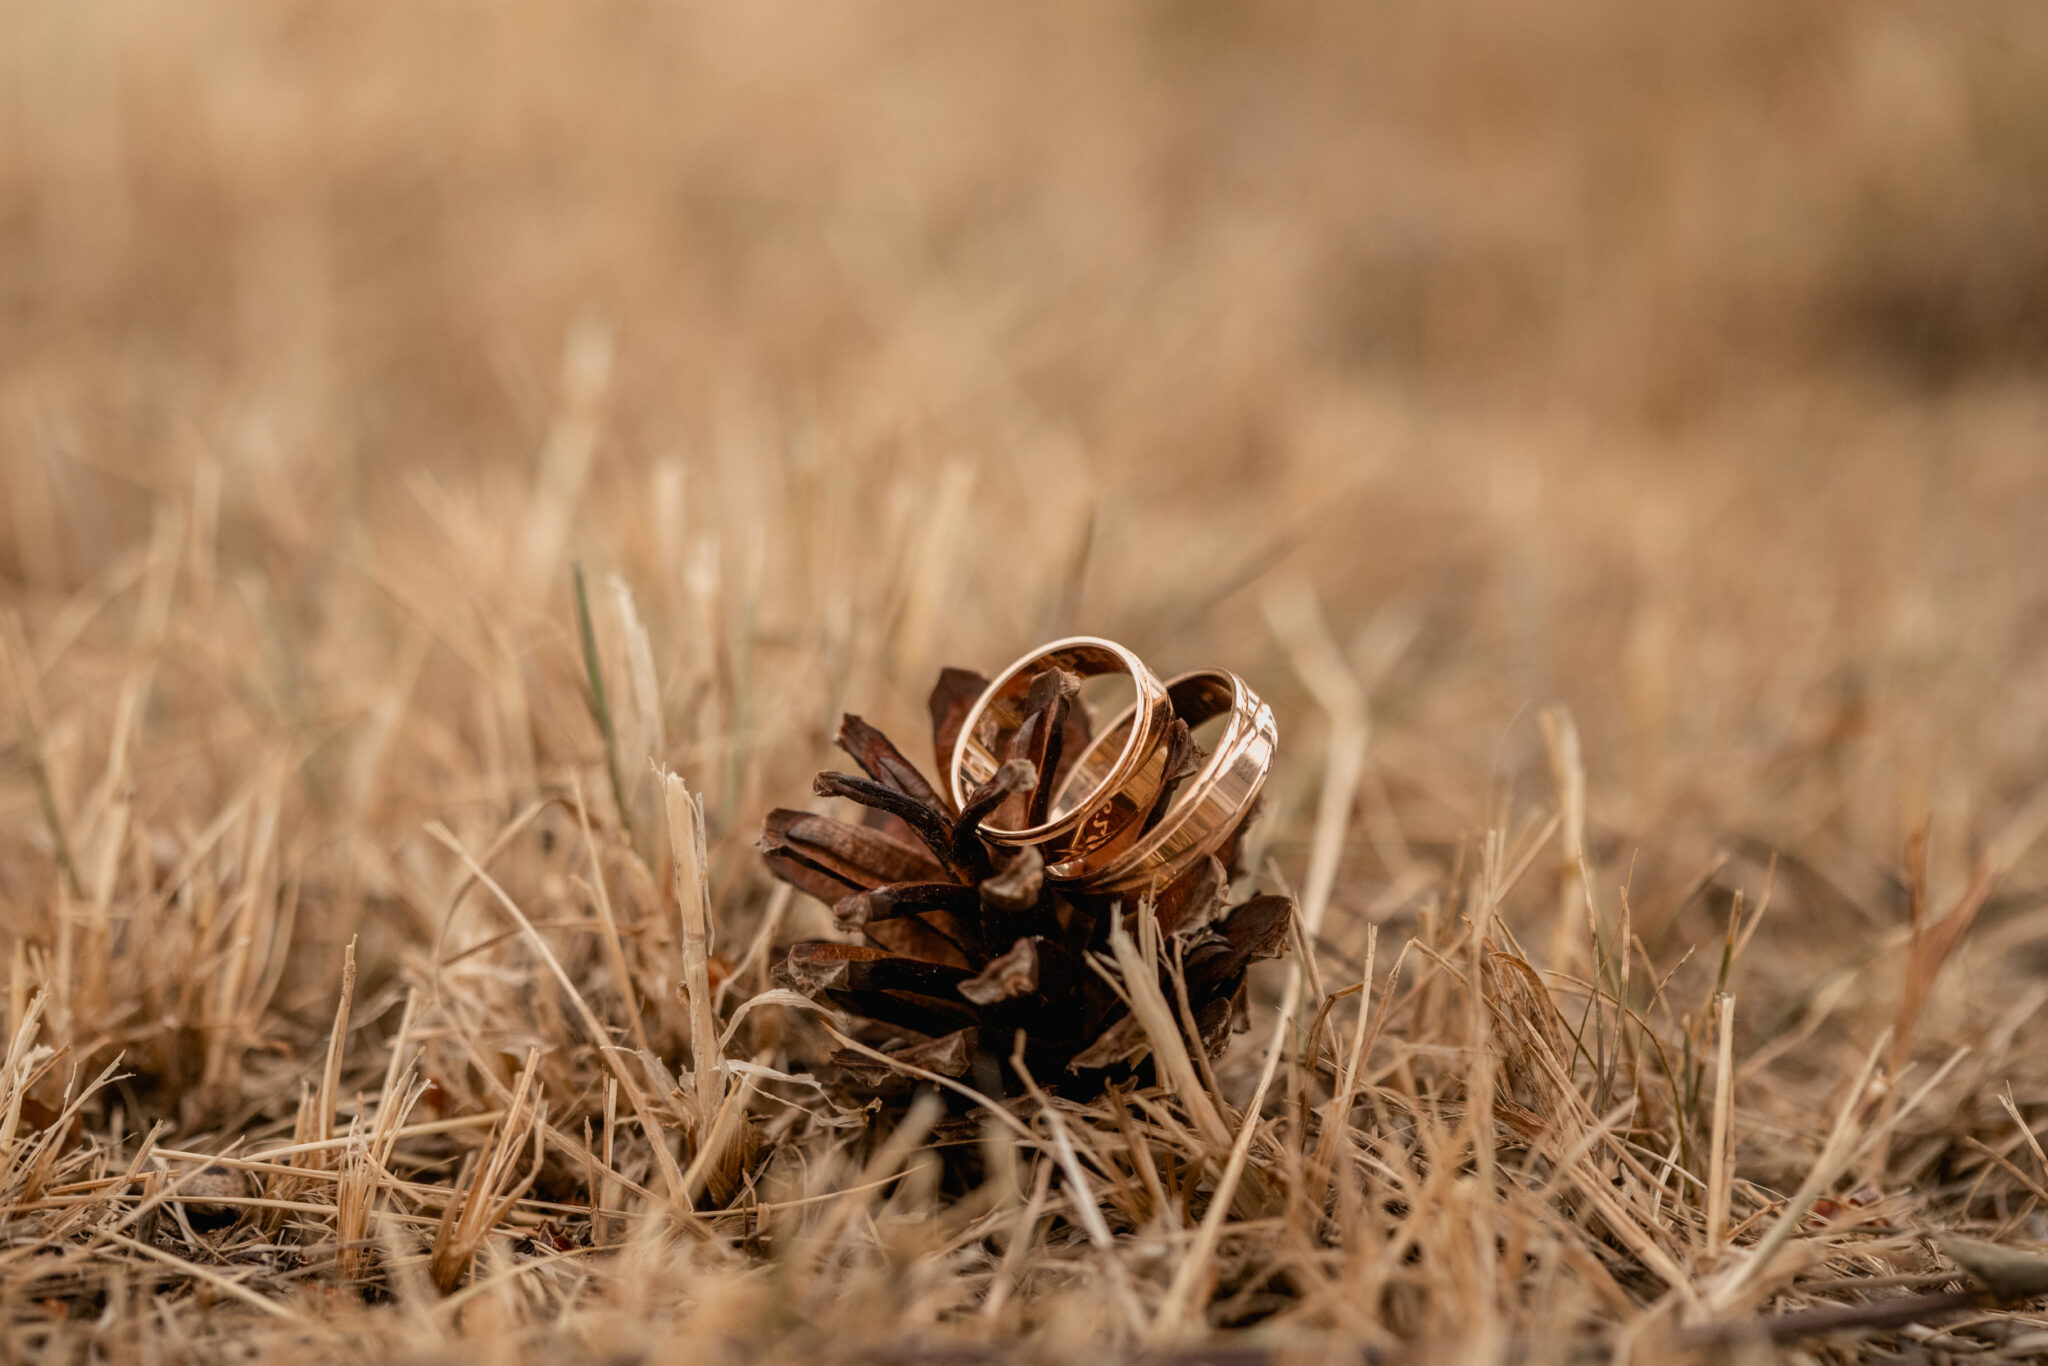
[{"left": 1050, "top": 668, "right": 1276, "bottom": 895}]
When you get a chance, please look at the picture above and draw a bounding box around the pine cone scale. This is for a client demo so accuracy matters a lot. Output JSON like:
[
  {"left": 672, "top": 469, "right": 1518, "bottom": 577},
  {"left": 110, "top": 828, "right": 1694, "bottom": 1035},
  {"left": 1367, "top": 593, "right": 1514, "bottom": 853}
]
[{"left": 761, "top": 809, "right": 944, "bottom": 887}]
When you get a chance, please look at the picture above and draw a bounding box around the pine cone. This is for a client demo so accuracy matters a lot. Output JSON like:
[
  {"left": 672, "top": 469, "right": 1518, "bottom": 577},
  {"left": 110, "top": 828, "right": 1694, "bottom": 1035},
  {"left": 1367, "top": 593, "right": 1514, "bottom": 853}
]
[{"left": 762, "top": 666, "right": 1293, "bottom": 1099}]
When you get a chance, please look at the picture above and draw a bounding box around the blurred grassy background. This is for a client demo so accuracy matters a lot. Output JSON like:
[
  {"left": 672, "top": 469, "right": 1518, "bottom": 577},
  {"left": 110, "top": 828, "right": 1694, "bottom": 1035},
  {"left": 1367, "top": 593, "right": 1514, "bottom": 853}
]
[{"left": 6, "top": 0, "right": 2048, "bottom": 1132}]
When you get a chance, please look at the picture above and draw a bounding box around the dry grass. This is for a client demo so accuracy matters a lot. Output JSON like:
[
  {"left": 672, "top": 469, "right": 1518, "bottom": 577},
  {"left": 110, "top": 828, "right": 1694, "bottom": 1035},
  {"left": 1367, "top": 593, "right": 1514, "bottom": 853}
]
[{"left": 7, "top": 2, "right": 2048, "bottom": 1361}]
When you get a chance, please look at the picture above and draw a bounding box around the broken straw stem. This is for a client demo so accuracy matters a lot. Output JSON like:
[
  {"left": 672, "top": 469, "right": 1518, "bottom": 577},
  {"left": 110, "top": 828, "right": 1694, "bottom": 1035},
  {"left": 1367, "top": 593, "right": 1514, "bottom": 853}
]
[{"left": 663, "top": 769, "right": 724, "bottom": 1130}]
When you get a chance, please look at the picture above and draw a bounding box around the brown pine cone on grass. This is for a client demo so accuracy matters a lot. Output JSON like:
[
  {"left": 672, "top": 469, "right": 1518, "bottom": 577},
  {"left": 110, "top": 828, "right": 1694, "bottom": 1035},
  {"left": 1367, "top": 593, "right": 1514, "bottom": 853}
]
[{"left": 762, "top": 665, "right": 1292, "bottom": 1101}]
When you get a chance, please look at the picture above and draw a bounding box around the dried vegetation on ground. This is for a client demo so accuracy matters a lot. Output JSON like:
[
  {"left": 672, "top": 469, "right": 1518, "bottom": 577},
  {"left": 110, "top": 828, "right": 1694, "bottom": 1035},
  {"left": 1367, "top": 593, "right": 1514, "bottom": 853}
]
[{"left": 7, "top": 2, "right": 2048, "bottom": 1361}]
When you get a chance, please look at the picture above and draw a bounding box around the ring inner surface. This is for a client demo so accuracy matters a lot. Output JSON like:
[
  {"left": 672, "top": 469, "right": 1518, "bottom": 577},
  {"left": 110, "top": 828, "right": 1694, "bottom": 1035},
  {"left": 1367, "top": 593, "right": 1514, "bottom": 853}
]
[{"left": 1052, "top": 671, "right": 1236, "bottom": 815}]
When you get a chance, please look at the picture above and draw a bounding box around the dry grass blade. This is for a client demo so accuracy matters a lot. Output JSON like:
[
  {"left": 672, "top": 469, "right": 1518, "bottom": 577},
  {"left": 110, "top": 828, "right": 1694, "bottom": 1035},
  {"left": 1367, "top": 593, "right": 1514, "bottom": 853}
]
[
  {"left": 314, "top": 938, "right": 358, "bottom": 1157},
  {"left": 1704, "top": 992, "right": 1735, "bottom": 1262},
  {"left": 430, "top": 1049, "right": 546, "bottom": 1294},
  {"left": 1102, "top": 909, "right": 1232, "bottom": 1150},
  {"left": 425, "top": 819, "right": 687, "bottom": 1203},
  {"left": 1152, "top": 983, "right": 1292, "bottom": 1340},
  {"left": 663, "top": 771, "right": 726, "bottom": 1132},
  {"left": 1262, "top": 580, "right": 1367, "bottom": 939}
]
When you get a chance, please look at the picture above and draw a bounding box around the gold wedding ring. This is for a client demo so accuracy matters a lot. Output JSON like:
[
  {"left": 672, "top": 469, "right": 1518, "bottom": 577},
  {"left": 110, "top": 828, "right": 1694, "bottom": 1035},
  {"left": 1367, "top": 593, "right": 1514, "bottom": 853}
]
[
  {"left": 1048, "top": 669, "right": 1277, "bottom": 894},
  {"left": 951, "top": 637, "right": 1276, "bottom": 891},
  {"left": 949, "top": 637, "right": 1175, "bottom": 880}
]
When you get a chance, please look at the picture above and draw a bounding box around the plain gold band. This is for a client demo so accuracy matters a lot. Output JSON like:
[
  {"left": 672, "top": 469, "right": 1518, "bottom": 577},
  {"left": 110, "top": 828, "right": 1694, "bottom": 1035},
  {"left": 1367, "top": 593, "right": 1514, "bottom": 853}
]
[{"left": 949, "top": 636, "right": 1175, "bottom": 879}]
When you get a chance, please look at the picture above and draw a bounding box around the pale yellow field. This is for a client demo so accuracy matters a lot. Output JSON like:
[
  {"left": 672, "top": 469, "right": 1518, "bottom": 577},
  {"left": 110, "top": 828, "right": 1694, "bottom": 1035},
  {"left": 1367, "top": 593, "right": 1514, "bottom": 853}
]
[{"left": 6, "top": 3, "right": 2048, "bottom": 1361}]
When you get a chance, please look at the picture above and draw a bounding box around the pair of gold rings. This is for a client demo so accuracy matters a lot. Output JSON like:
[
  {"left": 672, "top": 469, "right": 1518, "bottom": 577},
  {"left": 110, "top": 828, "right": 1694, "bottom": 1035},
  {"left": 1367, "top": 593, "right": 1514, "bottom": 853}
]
[{"left": 950, "top": 636, "right": 1276, "bottom": 894}]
